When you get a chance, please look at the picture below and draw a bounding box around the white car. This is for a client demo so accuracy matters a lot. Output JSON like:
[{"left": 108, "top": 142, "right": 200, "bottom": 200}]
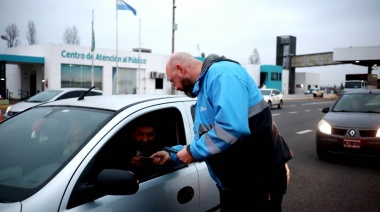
[
  {"left": 260, "top": 88, "right": 284, "bottom": 109},
  {"left": 0, "top": 93, "right": 220, "bottom": 212},
  {"left": 304, "top": 88, "right": 324, "bottom": 97},
  {"left": 4, "top": 87, "right": 102, "bottom": 119}
]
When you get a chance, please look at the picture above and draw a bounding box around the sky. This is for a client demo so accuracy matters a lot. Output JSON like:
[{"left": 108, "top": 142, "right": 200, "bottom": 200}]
[{"left": 0, "top": 0, "right": 380, "bottom": 67}]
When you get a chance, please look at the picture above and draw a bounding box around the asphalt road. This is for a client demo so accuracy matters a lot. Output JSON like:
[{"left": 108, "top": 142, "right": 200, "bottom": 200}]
[{"left": 274, "top": 99, "right": 380, "bottom": 212}]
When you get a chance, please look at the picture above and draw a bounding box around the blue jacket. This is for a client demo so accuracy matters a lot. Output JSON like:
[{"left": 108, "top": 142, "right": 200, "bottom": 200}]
[{"left": 170, "top": 54, "right": 266, "bottom": 188}]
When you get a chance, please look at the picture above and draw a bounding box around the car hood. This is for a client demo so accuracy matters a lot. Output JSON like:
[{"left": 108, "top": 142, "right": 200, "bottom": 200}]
[
  {"left": 323, "top": 112, "right": 380, "bottom": 128},
  {"left": 0, "top": 202, "right": 21, "bottom": 212},
  {"left": 9, "top": 101, "right": 42, "bottom": 112}
]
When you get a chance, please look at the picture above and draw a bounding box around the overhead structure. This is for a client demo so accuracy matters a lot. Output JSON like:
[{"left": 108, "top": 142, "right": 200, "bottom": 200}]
[{"left": 277, "top": 35, "right": 380, "bottom": 94}]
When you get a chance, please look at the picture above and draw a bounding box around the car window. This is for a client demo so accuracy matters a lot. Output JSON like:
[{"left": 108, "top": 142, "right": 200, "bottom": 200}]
[
  {"left": 27, "top": 90, "right": 63, "bottom": 102},
  {"left": 66, "top": 107, "right": 188, "bottom": 208},
  {"left": 332, "top": 93, "right": 380, "bottom": 112},
  {"left": 0, "top": 106, "right": 113, "bottom": 202},
  {"left": 57, "top": 91, "right": 83, "bottom": 100},
  {"left": 88, "top": 91, "right": 102, "bottom": 96},
  {"left": 260, "top": 89, "right": 271, "bottom": 96}
]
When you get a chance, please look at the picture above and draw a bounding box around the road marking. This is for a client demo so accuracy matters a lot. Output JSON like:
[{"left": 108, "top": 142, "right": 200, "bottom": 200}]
[
  {"left": 302, "top": 101, "right": 334, "bottom": 105},
  {"left": 272, "top": 113, "right": 280, "bottom": 116},
  {"left": 289, "top": 111, "right": 297, "bottom": 114},
  {"left": 296, "top": 130, "right": 313, "bottom": 134},
  {"left": 304, "top": 110, "right": 312, "bottom": 112}
]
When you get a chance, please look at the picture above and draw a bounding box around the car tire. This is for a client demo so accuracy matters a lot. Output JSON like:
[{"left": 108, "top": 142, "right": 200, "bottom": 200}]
[
  {"left": 268, "top": 101, "right": 272, "bottom": 108},
  {"left": 317, "top": 148, "right": 329, "bottom": 160},
  {"left": 277, "top": 100, "right": 283, "bottom": 109},
  {"left": 320, "top": 93, "right": 324, "bottom": 97}
]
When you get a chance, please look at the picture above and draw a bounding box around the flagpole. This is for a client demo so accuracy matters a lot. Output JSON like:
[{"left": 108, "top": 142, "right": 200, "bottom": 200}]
[
  {"left": 91, "top": 9, "right": 95, "bottom": 87},
  {"left": 115, "top": 0, "right": 137, "bottom": 94},
  {"left": 138, "top": 18, "right": 141, "bottom": 94},
  {"left": 116, "top": 0, "right": 119, "bottom": 94}
]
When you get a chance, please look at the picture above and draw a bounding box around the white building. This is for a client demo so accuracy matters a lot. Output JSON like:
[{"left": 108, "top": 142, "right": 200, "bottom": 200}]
[
  {"left": 0, "top": 43, "right": 261, "bottom": 99},
  {"left": 295, "top": 72, "right": 321, "bottom": 94},
  {"left": 1, "top": 44, "right": 176, "bottom": 98}
]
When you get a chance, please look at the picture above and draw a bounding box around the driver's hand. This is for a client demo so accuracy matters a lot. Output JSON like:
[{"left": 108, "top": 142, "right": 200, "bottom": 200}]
[{"left": 130, "top": 156, "right": 144, "bottom": 167}]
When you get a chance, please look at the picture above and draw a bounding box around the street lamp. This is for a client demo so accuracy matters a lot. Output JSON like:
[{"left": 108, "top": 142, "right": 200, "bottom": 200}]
[
  {"left": 171, "top": 0, "right": 177, "bottom": 94},
  {"left": 172, "top": 0, "right": 177, "bottom": 54},
  {"left": 1, "top": 35, "right": 10, "bottom": 48}
]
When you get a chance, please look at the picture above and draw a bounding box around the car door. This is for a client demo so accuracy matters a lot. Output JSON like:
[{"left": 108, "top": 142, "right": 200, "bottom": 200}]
[
  {"left": 60, "top": 101, "right": 208, "bottom": 212},
  {"left": 183, "top": 101, "right": 220, "bottom": 211}
]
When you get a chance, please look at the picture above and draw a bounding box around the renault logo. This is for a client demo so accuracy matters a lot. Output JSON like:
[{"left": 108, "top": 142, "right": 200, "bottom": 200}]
[{"left": 349, "top": 129, "right": 356, "bottom": 137}]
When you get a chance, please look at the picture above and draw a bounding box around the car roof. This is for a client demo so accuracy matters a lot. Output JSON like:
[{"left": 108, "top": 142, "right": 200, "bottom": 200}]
[{"left": 40, "top": 94, "right": 194, "bottom": 111}]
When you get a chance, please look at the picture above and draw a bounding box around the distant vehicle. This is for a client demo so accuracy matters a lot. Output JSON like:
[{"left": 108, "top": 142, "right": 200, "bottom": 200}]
[
  {"left": 4, "top": 87, "right": 102, "bottom": 119},
  {"left": 260, "top": 88, "right": 283, "bottom": 109},
  {"left": 316, "top": 89, "right": 380, "bottom": 160},
  {"left": 0, "top": 94, "right": 220, "bottom": 211},
  {"left": 343, "top": 74, "right": 378, "bottom": 92},
  {"left": 304, "top": 88, "right": 324, "bottom": 97}
]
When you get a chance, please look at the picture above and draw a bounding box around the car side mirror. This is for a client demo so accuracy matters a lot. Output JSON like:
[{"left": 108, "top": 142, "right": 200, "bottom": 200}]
[
  {"left": 322, "top": 107, "right": 330, "bottom": 113},
  {"left": 96, "top": 169, "right": 139, "bottom": 195}
]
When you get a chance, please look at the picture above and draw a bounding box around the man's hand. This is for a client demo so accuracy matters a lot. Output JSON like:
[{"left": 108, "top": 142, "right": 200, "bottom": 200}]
[
  {"left": 130, "top": 156, "right": 144, "bottom": 167},
  {"left": 151, "top": 151, "right": 171, "bottom": 165},
  {"left": 177, "top": 145, "right": 194, "bottom": 164}
]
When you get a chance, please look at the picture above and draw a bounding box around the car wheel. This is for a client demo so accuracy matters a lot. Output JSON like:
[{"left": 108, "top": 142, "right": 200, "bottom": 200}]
[
  {"left": 277, "top": 100, "right": 283, "bottom": 109},
  {"left": 313, "top": 94, "right": 316, "bottom": 97},
  {"left": 268, "top": 101, "right": 272, "bottom": 108},
  {"left": 320, "top": 93, "right": 324, "bottom": 97},
  {"left": 317, "top": 148, "right": 329, "bottom": 160}
]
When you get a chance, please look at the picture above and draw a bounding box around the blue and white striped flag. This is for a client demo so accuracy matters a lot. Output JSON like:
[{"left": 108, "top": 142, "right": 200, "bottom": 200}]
[{"left": 116, "top": 0, "right": 137, "bottom": 16}]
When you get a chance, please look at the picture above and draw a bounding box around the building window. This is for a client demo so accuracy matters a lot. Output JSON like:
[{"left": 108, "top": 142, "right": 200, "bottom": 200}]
[
  {"left": 61, "top": 64, "right": 103, "bottom": 90},
  {"left": 112, "top": 67, "right": 137, "bottom": 94},
  {"left": 271, "top": 72, "right": 279, "bottom": 81}
]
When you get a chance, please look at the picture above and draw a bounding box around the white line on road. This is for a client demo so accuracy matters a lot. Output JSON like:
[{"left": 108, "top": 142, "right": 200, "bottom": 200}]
[
  {"left": 272, "top": 113, "right": 280, "bottom": 116},
  {"left": 289, "top": 111, "right": 298, "bottom": 114},
  {"left": 304, "top": 110, "right": 312, "bottom": 112},
  {"left": 296, "top": 130, "right": 313, "bottom": 134},
  {"left": 302, "top": 101, "right": 334, "bottom": 105}
]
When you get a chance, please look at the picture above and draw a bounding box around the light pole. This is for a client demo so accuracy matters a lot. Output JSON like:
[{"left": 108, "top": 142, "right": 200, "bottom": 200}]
[
  {"left": 171, "top": 0, "right": 177, "bottom": 94},
  {"left": 172, "top": 0, "right": 177, "bottom": 54},
  {"left": 1, "top": 35, "right": 10, "bottom": 48}
]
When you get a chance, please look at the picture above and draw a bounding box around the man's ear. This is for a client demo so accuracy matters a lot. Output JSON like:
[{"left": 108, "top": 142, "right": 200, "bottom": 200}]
[{"left": 176, "top": 64, "right": 185, "bottom": 75}]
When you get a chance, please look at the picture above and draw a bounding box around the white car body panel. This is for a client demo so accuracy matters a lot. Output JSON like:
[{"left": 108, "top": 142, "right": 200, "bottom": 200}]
[{"left": 0, "top": 95, "right": 219, "bottom": 212}]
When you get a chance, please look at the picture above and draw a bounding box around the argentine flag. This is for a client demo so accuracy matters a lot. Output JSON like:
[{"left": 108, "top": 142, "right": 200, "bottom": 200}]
[{"left": 116, "top": 0, "right": 137, "bottom": 16}]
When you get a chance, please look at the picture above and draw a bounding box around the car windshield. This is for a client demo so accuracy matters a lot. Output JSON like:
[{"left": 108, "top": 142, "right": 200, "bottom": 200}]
[
  {"left": 332, "top": 93, "right": 380, "bottom": 113},
  {"left": 260, "top": 90, "right": 271, "bottom": 96},
  {"left": 0, "top": 106, "right": 113, "bottom": 202},
  {"left": 345, "top": 81, "right": 363, "bottom": 89},
  {"left": 26, "top": 90, "right": 63, "bottom": 102}
]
